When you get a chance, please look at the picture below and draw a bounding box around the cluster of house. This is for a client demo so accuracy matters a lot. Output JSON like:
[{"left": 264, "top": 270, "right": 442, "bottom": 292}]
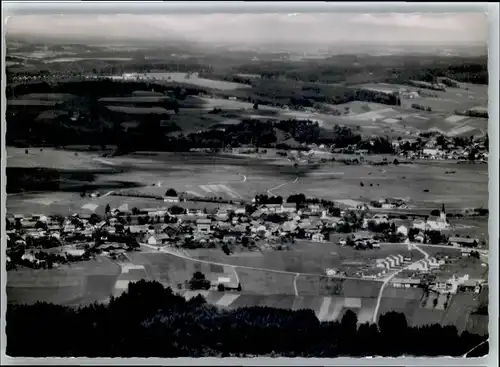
[
  {"left": 144, "top": 200, "right": 341, "bottom": 249},
  {"left": 370, "top": 198, "right": 409, "bottom": 209},
  {"left": 434, "top": 274, "right": 484, "bottom": 294},
  {"left": 393, "top": 136, "right": 488, "bottom": 161},
  {"left": 369, "top": 254, "right": 484, "bottom": 294},
  {"left": 362, "top": 204, "right": 481, "bottom": 244},
  {"left": 6, "top": 211, "right": 139, "bottom": 266},
  {"left": 387, "top": 275, "right": 483, "bottom": 294}
]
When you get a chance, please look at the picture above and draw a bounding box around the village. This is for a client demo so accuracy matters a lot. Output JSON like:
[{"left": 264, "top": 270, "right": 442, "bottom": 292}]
[
  {"left": 6, "top": 182, "right": 488, "bottom": 298},
  {"left": 192, "top": 129, "right": 488, "bottom": 165}
]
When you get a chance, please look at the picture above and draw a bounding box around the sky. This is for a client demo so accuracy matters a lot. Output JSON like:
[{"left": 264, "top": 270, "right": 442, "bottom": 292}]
[{"left": 6, "top": 13, "right": 489, "bottom": 46}]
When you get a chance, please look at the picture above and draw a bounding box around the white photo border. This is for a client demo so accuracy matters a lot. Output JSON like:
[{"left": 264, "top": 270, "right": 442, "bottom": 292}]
[{"left": 1, "top": 2, "right": 498, "bottom": 366}]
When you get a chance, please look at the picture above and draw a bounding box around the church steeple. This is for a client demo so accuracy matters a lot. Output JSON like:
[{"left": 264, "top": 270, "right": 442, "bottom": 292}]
[{"left": 440, "top": 203, "right": 446, "bottom": 221}]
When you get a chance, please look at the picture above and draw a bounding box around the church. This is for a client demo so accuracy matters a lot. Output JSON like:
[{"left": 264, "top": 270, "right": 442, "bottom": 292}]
[{"left": 413, "top": 204, "right": 450, "bottom": 231}]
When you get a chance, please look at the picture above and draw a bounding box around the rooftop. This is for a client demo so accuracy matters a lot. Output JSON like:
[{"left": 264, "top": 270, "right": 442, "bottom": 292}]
[
  {"left": 449, "top": 237, "right": 478, "bottom": 244},
  {"left": 196, "top": 218, "right": 212, "bottom": 224}
]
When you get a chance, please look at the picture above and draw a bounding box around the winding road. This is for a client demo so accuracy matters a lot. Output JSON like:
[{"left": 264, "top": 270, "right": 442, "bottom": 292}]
[
  {"left": 372, "top": 243, "right": 430, "bottom": 323},
  {"left": 293, "top": 273, "right": 300, "bottom": 296},
  {"left": 140, "top": 242, "right": 384, "bottom": 284},
  {"left": 267, "top": 176, "right": 299, "bottom": 196}
]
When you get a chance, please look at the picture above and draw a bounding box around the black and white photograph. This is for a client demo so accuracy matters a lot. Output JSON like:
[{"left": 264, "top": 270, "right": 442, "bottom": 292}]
[{"left": 2, "top": 2, "right": 496, "bottom": 361}]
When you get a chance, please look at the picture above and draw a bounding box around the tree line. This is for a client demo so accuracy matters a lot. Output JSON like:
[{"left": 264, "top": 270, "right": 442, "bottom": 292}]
[{"left": 6, "top": 280, "right": 487, "bottom": 358}]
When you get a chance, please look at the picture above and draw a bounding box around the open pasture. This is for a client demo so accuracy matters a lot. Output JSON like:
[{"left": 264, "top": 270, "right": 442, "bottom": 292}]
[
  {"left": 17, "top": 93, "right": 78, "bottom": 102},
  {"left": 466, "top": 314, "right": 489, "bottom": 336},
  {"left": 144, "top": 72, "right": 251, "bottom": 91},
  {"left": 105, "top": 105, "right": 171, "bottom": 115},
  {"left": 235, "top": 268, "right": 296, "bottom": 295},
  {"left": 6, "top": 192, "right": 167, "bottom": 217},
  {"left": 295, "top": 274, "right": 382, "bottom": 298},
  {"left": 449, "top": 217, "right": 489, "bottom": 244},
  {"left": 6, "top": 151, "right": 291, "bottom": 215},
  {"left": 271, "top": 161, "right": 488, "bottom": 210},
  {"left": 8, "top": 99, "right": 60, "bottom": 107},
  {"left": 166, "top": 110, "right": 228, "bottom": 133},
  {"left": 7, "top": 257, "right": 120, "bottom": 305},
  {"left": 128, "top": 252, "right": 238, "bottom": 289},
  {"left": 415, "top": 245, "right": 462, "bottom": 258},
  {"left": 176, "top": 290, "right": 377, "bottom": 324},
  {"left": 438, "top": 257, "right": 489, "bottom": 279},
  {"left": 98, "top": 96, "right": 171, "bottom": 103},
  {"left": 442, "top": 292, "right": 485, "bottom": 332},
  {"left": 329, "top": 101, "right": 394, "bottom": 116},
  {"left": 293, "top": 241, "right": 417, "bottom": 263},
  {"left": 190, "top": 244, "right": 419, "bottom": 276},
  {"left": 377, "top": 287, "right": 487, "bottom": 334},
  {"left": 198, "top": 97, "right": 278, "bottom": 111},
  {"left": 7, "top": 147, "right": 103, "bottom": 170},
  {"left": 7, "top": 147, "right": 488, "bottom": 217},
  {"left": 200, "top": 288, "right": 482, "bottom": 330},
  {"left": 397, "top": 113, "right": 487, "bottom": 137}
]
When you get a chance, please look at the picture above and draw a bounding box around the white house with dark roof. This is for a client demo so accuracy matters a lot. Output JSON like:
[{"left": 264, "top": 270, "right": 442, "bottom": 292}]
[
  {"left": 262, "top": 204, "right": 282, "bottom": 213},
  {"left": 312, "top": 232, "right": 325, "bottom": 242},
  {"left": 164, "top": 195, "right": 180, "bottom": 203},
  {"left": 448, "top": 237, "right": 479, "bottom": 248},
  {"left": 282, "top": 203, "right": 297, "bottom": 213},
  {"left": 196, "top": 218, "right": 212, "bottom": 233},
  {"left": 307, "top": 204, "right": 321, "bottom": 213}
]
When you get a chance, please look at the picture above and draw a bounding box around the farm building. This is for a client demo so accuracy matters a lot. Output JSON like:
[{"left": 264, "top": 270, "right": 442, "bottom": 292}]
[
  {"left": 282, "top": 203, "right": 298, "bottom": 213},
  {"left": 448, "top": 237, "right": 479, "bottom": 248},
  {"left": 234, "top": 206, "right": 246, "bottom": 215},
  {"left": 308, "top": 204, "right": 321, "bottom": 213},
  {"left": 196, "top": 218, "right": 212, "bottom": 234},
  {"left": 391, "top": 278, "right": 421, "bottom": 288},
  {"left": 262, "top": 204, "right": 282, "bottom": 213},
  {"left": 423, "top": 148, "right": 439, "bottom": 157},
  {"left": 312, "top": 233, "right": 325, "bottom": 242},
  {"left": 164, "top": 195, "right": 180, "bottom": 203},
  {"left": 397, "top": 225, "right": 409, "bottom": 237},
  {"left": 148, "top": 236, "right": 158, "bottom": 246}
]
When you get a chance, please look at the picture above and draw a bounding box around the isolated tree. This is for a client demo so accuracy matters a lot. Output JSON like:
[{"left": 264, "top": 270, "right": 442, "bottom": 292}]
[
  {"left": 221, "top": 244, "right": 231, "bottom": 256},
  {"left": 433, "top": 298, "right": 438, "bottom": 308},
  {"left": 253, "top": 103, "right": 259, "bottom": 110},
  {"left": 165, "top": 188, "right": 177, "bottom": 197},
  {"left": 241, "top": 236, "right": 250, "bottom": 247},
  {"left": 105, "top": 204, "right": 111, "bottom": 215},
  {"left": 192, "top": 271, "right": 205, "bottom": 281},
  {"left": 169, "top": 206, "right": 185, "bottom": 215},
  {"left": 430, "top": 209, "right": 441, "bottom": 216},
  {"left": 217, "top": 283, "right": 225, "bottom": 292},
  {"left": 35, "top": 221, "right": 48, "bottom": 231},
  {"left": 25, "top": 149, "right": 29, "bottom": 154},
  {"left": 341, "top": 309, "right": 358, "bottom": 335},
  {"left": 188, "top": 271, "right": 210, "bottom": 290},
  {"left": 89, "top": 214, "right": 101, "bottom": 225}
]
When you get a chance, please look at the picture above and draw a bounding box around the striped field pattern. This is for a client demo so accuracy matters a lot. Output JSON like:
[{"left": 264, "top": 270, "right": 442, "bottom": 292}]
[{"left": 176, "top": 289, "right": 378, "bottom": 323}]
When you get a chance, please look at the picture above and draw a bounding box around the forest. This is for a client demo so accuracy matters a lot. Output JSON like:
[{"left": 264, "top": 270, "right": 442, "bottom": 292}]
[{"left": 5, "top": 280, "right": 488, "bottom": 358}]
